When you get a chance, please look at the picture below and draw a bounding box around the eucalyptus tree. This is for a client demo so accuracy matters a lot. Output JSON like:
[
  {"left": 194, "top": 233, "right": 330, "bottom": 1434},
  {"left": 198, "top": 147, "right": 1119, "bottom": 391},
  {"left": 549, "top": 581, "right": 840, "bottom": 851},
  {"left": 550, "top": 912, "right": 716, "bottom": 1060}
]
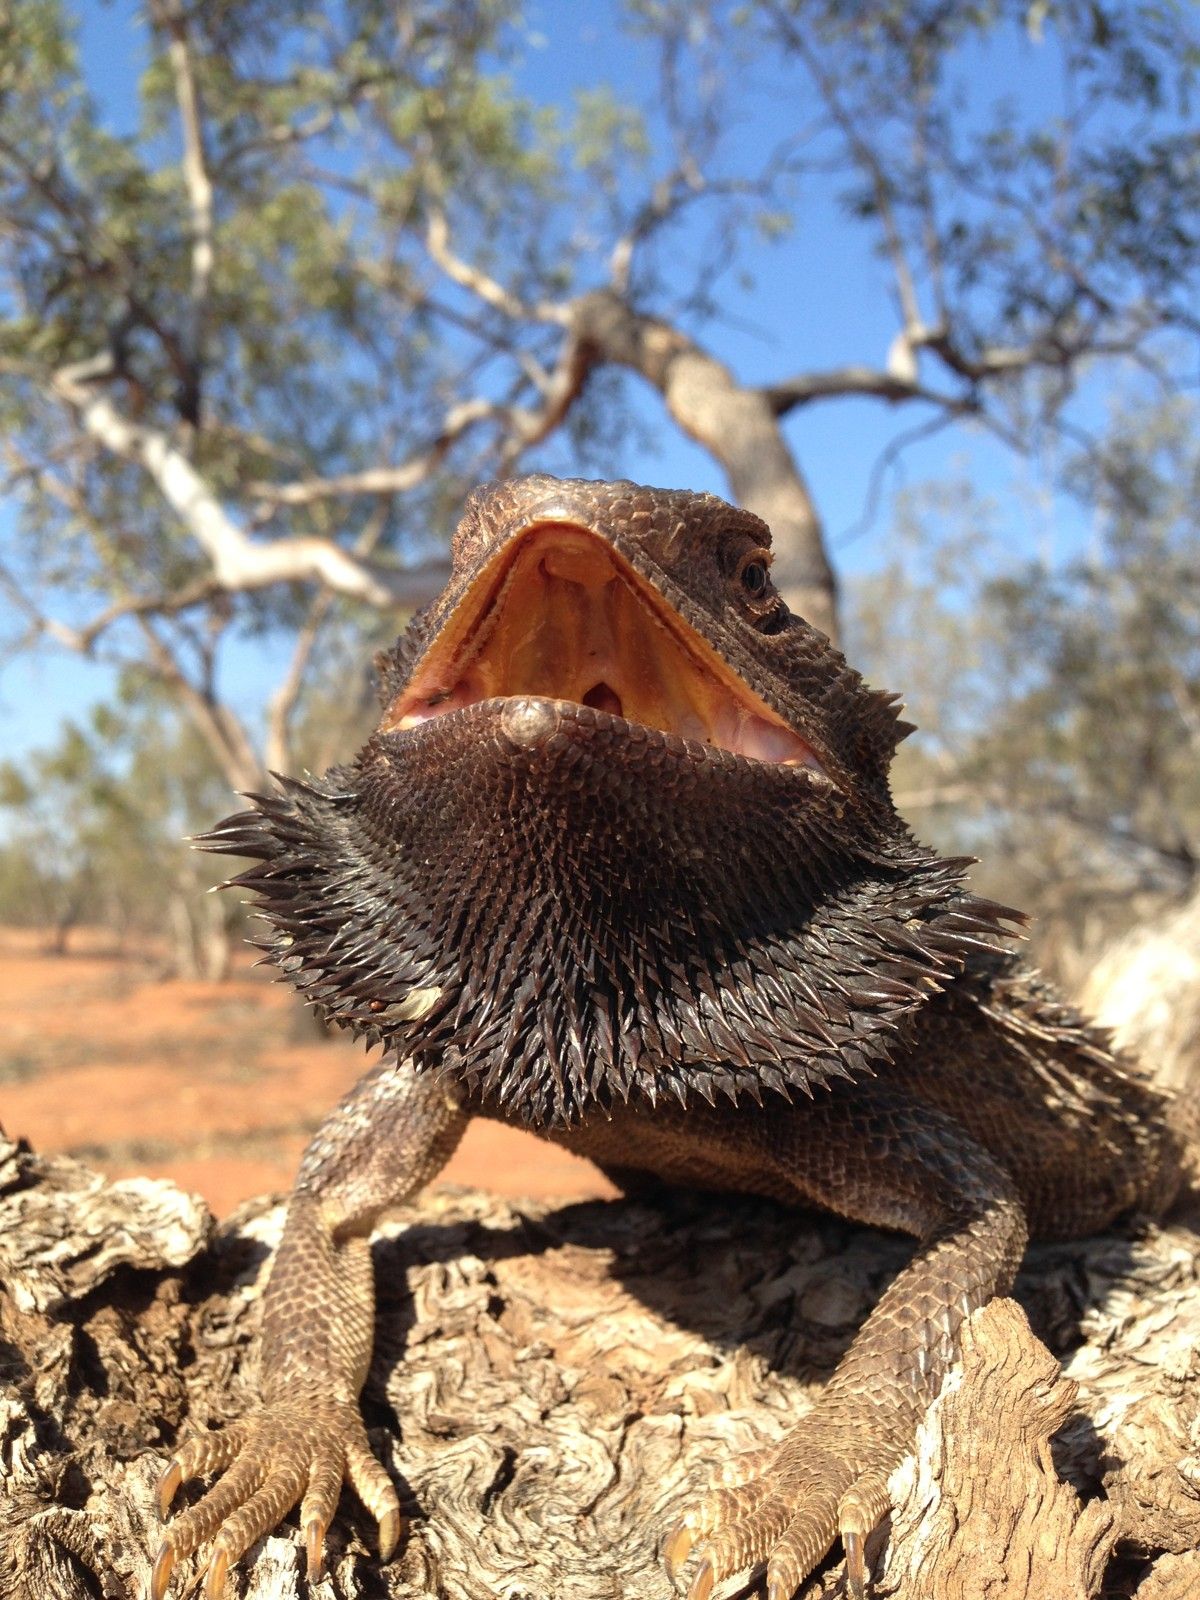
[{"left": 1, "top": 0, "right": 1196, "bottom": 793}]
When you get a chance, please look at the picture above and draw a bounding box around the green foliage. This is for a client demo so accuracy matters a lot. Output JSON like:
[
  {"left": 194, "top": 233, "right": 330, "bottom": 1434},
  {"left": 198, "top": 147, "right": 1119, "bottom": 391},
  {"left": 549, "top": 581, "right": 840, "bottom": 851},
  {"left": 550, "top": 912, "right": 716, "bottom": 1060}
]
[
  {"left": 974, "top": 398, "right": 1200, "bottom": 888},
  {"left": 0, "top": 0, "right": 586, "bottom": 591},
  {"left": 848, "top": 397, "right": 1200, "bottom": 961},
  {"left": 570, "top": 86, "right": 650, "bottom": 177}
]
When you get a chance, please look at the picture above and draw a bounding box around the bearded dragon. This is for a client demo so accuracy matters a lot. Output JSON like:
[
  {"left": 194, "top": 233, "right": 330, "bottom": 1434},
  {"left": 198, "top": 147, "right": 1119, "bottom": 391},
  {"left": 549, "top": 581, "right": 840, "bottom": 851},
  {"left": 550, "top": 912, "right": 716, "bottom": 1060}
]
[{"left": 151, "top": 476, "right": 1187, "bottom": 1599}]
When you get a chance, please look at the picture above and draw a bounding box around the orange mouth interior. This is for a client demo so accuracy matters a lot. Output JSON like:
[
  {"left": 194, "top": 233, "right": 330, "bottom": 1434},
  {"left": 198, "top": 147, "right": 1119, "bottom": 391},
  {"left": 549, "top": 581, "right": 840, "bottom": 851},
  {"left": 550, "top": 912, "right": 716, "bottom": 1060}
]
[{"left": 383, "top": 522, "right": 821, "bottom": 767}]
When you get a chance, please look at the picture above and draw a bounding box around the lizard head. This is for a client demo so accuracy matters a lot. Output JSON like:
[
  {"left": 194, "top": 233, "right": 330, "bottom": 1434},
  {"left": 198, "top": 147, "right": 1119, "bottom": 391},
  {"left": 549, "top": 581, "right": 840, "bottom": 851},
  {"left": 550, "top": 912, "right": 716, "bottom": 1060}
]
[
  {"left": 375, "top": 476, "right": 891, "bottom": 783},
  {"left": 209, "top": 476, "right": 1019, "bottom": 1124}
]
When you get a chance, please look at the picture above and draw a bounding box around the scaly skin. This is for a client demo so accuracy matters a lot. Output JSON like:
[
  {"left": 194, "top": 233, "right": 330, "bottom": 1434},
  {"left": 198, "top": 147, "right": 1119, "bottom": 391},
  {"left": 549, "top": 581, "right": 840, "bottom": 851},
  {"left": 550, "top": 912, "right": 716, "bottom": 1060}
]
[{"left": 153, "top": 477, "right": 1187, "bottom": 1599}]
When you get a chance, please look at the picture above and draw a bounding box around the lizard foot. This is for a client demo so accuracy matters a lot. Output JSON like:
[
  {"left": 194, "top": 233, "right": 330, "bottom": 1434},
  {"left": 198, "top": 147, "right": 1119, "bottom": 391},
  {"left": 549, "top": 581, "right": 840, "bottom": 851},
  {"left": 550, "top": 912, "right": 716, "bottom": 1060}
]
[
  {"left": 152, "top": 1391, "right": 400, "bottom": 1597},
  {"left": 663, "top": 1420, "right": 894, "bottom": 1600}
]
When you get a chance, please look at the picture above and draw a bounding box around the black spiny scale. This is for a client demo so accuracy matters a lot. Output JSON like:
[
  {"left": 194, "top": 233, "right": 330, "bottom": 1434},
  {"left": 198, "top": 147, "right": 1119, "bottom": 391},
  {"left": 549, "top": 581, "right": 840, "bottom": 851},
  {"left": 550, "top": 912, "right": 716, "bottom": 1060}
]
[{"left": 201, "top": 476, "right": 1027, "bottom": 1125}]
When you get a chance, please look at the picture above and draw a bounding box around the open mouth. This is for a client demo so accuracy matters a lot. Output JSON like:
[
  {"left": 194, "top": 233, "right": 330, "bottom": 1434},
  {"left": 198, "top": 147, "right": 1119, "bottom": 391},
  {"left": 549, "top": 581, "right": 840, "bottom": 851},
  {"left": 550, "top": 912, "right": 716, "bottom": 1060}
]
[{"left": 383, "top": 522, "right": 822, "bottom": 768}]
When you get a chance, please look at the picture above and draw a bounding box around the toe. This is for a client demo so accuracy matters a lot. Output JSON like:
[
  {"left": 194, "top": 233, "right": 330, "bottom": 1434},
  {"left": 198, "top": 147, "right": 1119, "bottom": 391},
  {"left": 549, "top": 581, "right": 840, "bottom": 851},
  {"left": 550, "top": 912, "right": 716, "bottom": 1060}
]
[
  {"left": 763, "top": 1495, "right": 840, "bottom": 1600},
  {"left": 691, "top": 1492, "right": 793, "bottom": 1584},
  {"left": 837, "top": 1471, "right": 892, "bottom": 1599},
  {"left": 345, "top": 1433, "right": 402, "bottom": 1559},
  {"left": 300, "top": 1448, "right": 343, "bottom": 1583},
  {"left": 664, "top": 1466, "right": 773, "bottom": 1585},
  {"left": 160, "top": 1450, "right": 271, "bottom": 1560},
  {"left": 212, "top": 1463, "right": 310, "bottom": 1568},
  {"left": 192, "top": 1467, "right": 312, "bottom": 1598},
  {"left": 670, "top": 1476, "right": 770, "bottom": 1551},
  {"left": 158, "top": 1424, "right": 248, "bottom": 1521}
]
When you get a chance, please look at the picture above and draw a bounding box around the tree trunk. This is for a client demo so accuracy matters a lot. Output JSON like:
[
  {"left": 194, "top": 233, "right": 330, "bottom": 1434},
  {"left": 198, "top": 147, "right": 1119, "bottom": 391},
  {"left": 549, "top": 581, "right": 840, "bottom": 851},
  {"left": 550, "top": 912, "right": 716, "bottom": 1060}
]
[
  {"left": 1, "top": 1129, "right": 1197, "bottom": 1600},
  {"left": 167, "top": 891, "right": 199, "bottom": 979},
  {"left": 197, "top": 890, "right": 232, "bottom": 984},
  {"left": 46, "top": 881, "right": 87, "bottom": 957},
  {"left": 570, "top": 292, "right": 840, "bottom": 642}
]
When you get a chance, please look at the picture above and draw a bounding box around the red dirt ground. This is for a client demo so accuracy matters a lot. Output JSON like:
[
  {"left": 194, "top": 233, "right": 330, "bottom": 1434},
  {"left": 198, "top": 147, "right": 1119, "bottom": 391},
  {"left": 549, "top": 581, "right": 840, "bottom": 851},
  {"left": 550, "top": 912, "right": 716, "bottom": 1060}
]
[{"left": 0, "top": 927, "right": 615, "bottom": 1217}]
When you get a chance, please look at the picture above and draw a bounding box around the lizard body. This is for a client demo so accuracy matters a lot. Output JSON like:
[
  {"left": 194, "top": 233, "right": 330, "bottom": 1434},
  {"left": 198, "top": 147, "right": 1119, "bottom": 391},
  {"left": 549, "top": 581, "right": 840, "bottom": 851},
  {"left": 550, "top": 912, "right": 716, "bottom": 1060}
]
[{"left": 153, "top": 476, "right": 1189, "bottom": 1600}]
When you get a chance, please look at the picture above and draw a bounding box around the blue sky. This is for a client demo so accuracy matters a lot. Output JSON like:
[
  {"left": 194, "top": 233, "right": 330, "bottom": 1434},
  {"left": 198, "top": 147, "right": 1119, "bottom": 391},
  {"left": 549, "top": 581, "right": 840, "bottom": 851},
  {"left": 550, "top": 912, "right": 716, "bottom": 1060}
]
[{"left": 0, "top": 2, "right": 1115, "bottom": 763}]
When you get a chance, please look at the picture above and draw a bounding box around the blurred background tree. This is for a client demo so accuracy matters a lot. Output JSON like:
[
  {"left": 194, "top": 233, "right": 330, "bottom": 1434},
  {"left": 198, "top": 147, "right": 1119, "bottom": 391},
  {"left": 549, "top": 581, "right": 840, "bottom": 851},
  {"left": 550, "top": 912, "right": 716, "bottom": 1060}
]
[
  {"left": 0, "top": 0, "right": 1197, "bottom": 976},
  {"left": 0, "top": 684, "right": 238, "bottom": 970},
  {"left": 848, "top": 393, "right": 1200, "bottom": 969}
]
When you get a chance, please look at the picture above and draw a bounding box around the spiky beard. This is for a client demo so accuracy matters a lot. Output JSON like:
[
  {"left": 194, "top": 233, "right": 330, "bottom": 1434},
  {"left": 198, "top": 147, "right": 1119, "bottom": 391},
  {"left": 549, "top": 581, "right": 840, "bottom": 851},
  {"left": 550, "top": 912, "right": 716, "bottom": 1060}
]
[{"left": 205, "top": 700, "right": 1021, "bottom": 1126}]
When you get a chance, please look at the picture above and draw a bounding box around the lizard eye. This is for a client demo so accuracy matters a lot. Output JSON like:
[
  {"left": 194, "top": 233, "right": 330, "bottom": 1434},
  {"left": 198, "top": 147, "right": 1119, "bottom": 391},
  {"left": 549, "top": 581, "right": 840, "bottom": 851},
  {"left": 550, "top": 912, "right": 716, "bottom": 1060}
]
[{"left": 736, "top": 550, "right": 772, "bottom": 599}]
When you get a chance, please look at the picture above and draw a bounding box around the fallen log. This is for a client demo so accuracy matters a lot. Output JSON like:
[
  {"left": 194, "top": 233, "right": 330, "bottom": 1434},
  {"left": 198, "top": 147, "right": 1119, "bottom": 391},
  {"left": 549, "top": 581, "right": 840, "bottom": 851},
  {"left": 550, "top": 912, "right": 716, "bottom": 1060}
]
[{"left": 1, "top": 1130, "right": 1197, "bottom": 1600}]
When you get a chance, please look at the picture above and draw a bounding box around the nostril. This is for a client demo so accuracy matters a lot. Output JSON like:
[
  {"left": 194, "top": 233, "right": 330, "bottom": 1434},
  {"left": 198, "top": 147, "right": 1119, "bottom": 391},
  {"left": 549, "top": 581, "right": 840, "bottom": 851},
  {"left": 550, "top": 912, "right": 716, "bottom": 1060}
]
[{"left": 582, "top": 682, "right": 623, "bottom": 717}]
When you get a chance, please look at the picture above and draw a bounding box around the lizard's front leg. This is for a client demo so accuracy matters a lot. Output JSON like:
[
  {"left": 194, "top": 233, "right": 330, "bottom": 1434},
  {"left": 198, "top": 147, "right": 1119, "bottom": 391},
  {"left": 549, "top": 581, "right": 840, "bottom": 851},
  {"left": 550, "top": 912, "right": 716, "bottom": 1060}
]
[
  {"left": 664, "top": 1083, "right": 1028, "bottom": 1600},
  {"left": 152, "top": 1059, "right": 468, "bottom": 1598}
]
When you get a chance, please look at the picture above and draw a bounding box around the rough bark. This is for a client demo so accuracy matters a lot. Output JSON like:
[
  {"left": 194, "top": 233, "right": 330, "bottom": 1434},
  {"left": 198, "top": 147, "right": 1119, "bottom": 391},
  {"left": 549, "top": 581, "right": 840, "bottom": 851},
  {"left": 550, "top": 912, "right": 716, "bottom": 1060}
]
[{"left": 1, "top": 1130, "right": 1198, "bottom": 1600}]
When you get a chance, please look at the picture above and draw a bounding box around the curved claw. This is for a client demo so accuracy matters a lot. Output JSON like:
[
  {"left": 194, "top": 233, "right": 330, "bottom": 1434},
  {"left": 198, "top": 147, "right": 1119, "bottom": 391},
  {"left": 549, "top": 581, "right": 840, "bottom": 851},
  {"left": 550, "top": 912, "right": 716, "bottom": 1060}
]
[
  {"left": 202, "top": 1544, "right": 229, "bottom": 1599},
  {"left": 837, "top": 1468, "right": 889, "bottom": 1599},
  {"left": 378, "top": 1505, "right": 401, "bottom": 1563},
  {"left": 844, "top": 1528, "right": 865, "bottom": 1600},
  {"left": 305, "top": 1517, "right": 327, "bottom": 1584},
  {"left": 157, "top": 1461, "right": 183, "bottom": 1523},
  {"left": 149, "top": 1542, "right": 175, "bottom": 1600},
  {"left": 686, "top": 1557, "right": 715, "bottom": 1600},
  {"left": 663, "top": 1520, "right": 696, "bottom": 1580}
]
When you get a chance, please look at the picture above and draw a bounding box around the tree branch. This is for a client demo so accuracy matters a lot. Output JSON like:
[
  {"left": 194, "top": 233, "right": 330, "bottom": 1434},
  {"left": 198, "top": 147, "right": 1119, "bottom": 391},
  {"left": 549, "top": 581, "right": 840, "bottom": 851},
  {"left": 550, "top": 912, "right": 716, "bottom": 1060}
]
[
  {"left": 247, "top": 397, "right": 498, "bottom": 507},
  {"left": 764, "top": 3, "right": 926, "bottom": 338},
  {"left": 425, "top": 203, "right": 567, "bottom": 326},
  {"left": 263, "top": 495, "right": 392, "bottom": 774},
  {"left": 609, "top": 166, "right": 707, "bottom": 297},
  {"left": 48, "top": 363, "right": 449, "bottom": 608},
  {"left": 251, "top": 327, "right": 594, "bottom": 503},
  {"left": 25, "top": 576, "right": 224, "bottom": 655},
  {"left": 263, "top": 590, "right": 334, "bottom": 776},
  {"left": 834, "top": 408, "right": 964, "bottom": 551},
  {"left": 763, "top": 365, "right": 972, "bottom": 415},
  {"left": 151, "top": 0, "right": 214, "bottom": 425},
  {"left": 135, "top": 617, "right": 264, "bottom": 793}
]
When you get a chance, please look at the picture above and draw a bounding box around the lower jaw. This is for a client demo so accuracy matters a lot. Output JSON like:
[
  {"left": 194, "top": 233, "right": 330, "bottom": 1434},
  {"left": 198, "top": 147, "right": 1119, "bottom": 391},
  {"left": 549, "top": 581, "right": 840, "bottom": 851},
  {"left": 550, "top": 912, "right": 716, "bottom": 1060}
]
[{"left": 391, "top": 692, "right": 825, "bottom": 772}]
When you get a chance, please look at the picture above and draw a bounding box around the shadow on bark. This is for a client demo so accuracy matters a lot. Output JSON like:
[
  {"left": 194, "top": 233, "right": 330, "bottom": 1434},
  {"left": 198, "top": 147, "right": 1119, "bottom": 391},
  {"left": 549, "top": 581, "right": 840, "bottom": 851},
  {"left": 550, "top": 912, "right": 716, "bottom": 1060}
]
[{"left": 1, "top": 1130, "right": 1198, "bottom": 1600}]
